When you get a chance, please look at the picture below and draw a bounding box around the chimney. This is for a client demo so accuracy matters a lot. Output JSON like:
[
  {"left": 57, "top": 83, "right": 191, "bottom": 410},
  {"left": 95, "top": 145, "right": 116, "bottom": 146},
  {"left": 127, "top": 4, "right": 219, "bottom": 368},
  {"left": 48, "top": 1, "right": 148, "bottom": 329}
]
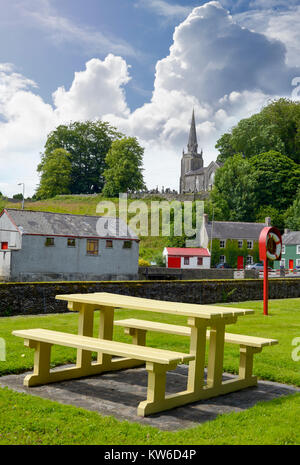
[
  {"left": 265, "top": 217, "right": 271, "bottom": 226},
  {"left": 203, "top": 213, "right": 208, "bottom": 225}
]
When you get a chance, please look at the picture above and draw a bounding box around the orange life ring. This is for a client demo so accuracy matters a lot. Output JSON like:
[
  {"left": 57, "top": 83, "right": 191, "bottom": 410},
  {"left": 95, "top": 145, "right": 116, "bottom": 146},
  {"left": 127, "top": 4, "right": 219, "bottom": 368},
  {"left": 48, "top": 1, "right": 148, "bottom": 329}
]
[{"left": 266, "top": 231, "right": 281, "bottom": 260}]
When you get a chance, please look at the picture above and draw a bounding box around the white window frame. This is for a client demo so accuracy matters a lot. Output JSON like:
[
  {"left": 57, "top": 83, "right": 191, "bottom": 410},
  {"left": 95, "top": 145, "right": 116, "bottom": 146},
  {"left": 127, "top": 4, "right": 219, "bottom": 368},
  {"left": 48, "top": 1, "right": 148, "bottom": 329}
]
[
  {"left": 295, "top": 258, "right": 300, "bottom": 266},
  {"left": 246, "top": 255, "right": 253, "bottom": 265},
  {"left": 280, "top": 259, "right": 286, "bottom": 267},
  {"left": 282, "top": 245, "right": 285, "bottom": 254},
  {"left": 247, "top": 240, "right": 253, "bottom": 250},
  {"left": 219, "top": 255, "right": 226, "bottom": 263},
  {"left": 238, "top": 240, "right": 243, "bottom": 249},
  {"left": 297, "top": 245, "right": 300, "bottom": 254},
  {"left": 219, "top": 240, "right": 225, "bottom": 248}
]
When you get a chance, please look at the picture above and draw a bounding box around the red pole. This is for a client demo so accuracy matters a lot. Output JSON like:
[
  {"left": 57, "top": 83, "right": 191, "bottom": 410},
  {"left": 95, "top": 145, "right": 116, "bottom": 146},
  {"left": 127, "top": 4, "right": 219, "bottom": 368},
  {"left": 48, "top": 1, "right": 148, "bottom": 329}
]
[{"left": 263, "top": 259, "right": 269, "bottom": 316}]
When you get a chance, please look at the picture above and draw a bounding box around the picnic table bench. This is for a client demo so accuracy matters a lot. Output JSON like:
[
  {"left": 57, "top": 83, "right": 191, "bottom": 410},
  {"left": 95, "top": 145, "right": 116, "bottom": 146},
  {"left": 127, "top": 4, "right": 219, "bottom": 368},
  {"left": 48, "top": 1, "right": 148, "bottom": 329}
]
[{"left": 13, "top": 292, "right": 278, "bottom": 417}]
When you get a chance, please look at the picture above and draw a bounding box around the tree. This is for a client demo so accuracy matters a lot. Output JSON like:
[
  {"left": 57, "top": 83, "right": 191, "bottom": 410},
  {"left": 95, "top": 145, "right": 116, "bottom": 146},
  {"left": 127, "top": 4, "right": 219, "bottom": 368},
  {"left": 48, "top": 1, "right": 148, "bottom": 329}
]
[
  {"left": 210, "top": 154, "right": 258, "bottom": 222},
  {"left": 250, "top": 151, "right": 300, "bottom": 211},
  {"left": 36, "top": 148, "right": 72, "bottom": 199},
  {"left": 255, "top": 205, "right": 285, "bottom": 231},
  {"left": 285, "top": 188, "right": 300, "bottom": 230},
  {"left": 215, "top": 98, "right": 300, "bottom": 164},
  {"left": 42, "top": 121, "right": 123, "bottom": 194},
  {"left": 12, "top": 193, "right": 23, "bottom": 200},
  {"left": 102, "top": 137, "right": 146, "bottom": 197}
]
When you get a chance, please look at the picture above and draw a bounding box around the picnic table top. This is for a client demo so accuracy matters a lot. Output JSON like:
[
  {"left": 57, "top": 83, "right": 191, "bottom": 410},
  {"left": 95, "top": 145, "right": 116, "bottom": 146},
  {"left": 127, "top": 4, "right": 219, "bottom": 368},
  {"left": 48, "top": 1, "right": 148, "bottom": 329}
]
[{"left": 56, "top": 292, "right": 253, "bottom": 320}]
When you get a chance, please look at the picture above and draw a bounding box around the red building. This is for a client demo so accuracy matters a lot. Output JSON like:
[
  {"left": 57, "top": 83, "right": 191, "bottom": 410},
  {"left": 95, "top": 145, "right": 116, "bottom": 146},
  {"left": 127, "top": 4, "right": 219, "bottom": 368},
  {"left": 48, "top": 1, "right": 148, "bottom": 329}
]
[{"left": 163, "top": 247, "right": 211, "bottom": 269}]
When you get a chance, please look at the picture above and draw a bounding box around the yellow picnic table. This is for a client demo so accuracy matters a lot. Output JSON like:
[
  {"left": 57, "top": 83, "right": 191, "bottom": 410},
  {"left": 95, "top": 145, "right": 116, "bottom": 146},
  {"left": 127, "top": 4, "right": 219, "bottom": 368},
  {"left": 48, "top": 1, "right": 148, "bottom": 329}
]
[{"left": 13, "top": 292, "right": 278, "bottom": 416}]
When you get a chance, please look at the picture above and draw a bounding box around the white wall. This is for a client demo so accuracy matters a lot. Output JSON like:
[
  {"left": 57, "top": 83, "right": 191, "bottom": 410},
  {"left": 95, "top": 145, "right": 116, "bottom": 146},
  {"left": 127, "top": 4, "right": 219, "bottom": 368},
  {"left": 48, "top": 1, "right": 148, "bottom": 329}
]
[
  {"left": 0, "top": 211, "right": 22, "bottom": 250},
  {"left": 0, "top": 251, "right": 11, "bottom": 279},
  {"left": 180, "top": 256, "right": 210, "bottom": 269}
]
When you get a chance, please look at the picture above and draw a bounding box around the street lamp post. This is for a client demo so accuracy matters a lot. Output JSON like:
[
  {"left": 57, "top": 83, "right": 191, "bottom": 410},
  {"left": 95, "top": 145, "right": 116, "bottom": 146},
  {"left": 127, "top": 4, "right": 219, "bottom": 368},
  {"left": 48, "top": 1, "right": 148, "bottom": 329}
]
[{"left": 18, "top": 183, "right": 25, "bottom": 210}]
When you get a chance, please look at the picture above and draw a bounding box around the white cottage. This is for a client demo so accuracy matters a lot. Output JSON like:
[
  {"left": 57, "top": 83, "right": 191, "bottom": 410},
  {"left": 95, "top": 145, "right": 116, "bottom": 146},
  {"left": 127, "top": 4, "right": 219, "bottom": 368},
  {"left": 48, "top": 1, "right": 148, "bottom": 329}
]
[
  {"left": 163, "top": 247, "right": 211, "bottom": 269},
  {"left": 0, "top": 209, "right": 139, "bottom": 282}
]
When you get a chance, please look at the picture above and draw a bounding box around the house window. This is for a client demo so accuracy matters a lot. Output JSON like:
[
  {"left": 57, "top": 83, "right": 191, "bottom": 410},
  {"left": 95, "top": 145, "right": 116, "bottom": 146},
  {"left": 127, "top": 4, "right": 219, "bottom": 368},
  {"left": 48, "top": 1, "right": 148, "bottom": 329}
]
[
  {"left": 45, "top": 237, "right": 54, "bottom": 247},
  {"left": 123, "top": 241, "right": 132, "bottom": 249},
  {"left": 87, "top": 239, "right": 99, "bottom": 255},
  {"left": 220, "top": 240, "right": 225, "bottom": 248},
  {"left": 1, "top": 242, "right": 8, "bottom": 250},
  {"left": 280, "top": 259, "right": 286, "bottom": 267},
  {"left": 246, "top": 255, "right": 253, "bottom": 265},
  {"left": 219, "top": 255, "right": 225, "bottom": 263},
  {"left": 238, "top": 240, "right": 243, "bottom": 249},
  {"left": 184, "top": 257, "right": 190, "bottom": 265},
  {"left": 247, "top": 240, "right": 253, "bottom": 249},
  {"left": 282, "top": 245, "right": 285, "bottom": 254},
  {"left": 67, "top": 238, "right": 76, "bottom": 247},
  {"left": 106, "top": 240, "right": 113, "bottom": 248},
  {"left": 297, "top": 245, "right": 300, "bottom": 254},
  {"left": 296, "top": 259, "right": 300, "bottom": 266},
  {"left": 197, "top": 257, "right": 203, "bottom": 266}
]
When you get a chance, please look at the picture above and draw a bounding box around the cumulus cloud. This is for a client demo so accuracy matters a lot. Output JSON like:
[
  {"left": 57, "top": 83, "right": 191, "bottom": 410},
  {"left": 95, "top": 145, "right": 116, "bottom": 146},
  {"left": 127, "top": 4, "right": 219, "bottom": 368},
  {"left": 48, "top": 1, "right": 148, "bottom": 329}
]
[
  {"left": 0, "top": 56, "right": 132, "bottom": 196},
  {"left": 1, "top": 1, "right": 300, "bottom": 196},
  {"left": 53, "top": 55, "right": 131, "bottom": 122},
  {"left": 235, "top": 5, "right": 300, "bottom": 67}
]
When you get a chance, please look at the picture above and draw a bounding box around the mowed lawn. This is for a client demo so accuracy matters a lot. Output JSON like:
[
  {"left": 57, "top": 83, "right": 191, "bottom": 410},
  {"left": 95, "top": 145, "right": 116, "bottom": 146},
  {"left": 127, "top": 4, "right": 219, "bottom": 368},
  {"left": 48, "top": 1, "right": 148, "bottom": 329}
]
[{"left": 0, "top": 298, "right": 299, "bottom": 445}]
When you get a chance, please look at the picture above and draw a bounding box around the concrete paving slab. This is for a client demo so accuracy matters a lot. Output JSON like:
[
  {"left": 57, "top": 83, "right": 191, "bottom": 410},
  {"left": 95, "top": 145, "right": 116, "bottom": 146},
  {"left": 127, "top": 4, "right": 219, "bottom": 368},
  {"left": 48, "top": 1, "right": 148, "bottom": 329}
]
[{"left": 0, "top": 364, "right": 299, "bottom": 431}]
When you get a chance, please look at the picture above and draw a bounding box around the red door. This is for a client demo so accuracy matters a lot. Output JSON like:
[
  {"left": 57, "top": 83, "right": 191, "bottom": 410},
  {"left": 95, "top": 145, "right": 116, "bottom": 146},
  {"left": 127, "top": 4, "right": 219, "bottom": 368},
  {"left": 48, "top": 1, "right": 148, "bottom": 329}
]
[
  {"left": 168, "top": 256, "right": 181, "bottom": 268},
  {"left": 237, "top": 256, "right": 244, "bottom": 270},
  {"left": 289, "top": 259, "right": 294, "bottom": 270}
]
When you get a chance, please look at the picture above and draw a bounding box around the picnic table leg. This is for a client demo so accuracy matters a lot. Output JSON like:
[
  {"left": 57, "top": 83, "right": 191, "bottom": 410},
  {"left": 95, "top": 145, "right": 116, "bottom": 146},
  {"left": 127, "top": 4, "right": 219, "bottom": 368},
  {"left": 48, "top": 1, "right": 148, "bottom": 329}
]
[
  {"left": 97, "top": 306, "right": 114, "bottom": 366},
  {"left": 138, "top": 361, "right": 177, "bottom": 416},
  {"left": 76, "top": 304, "right": 95, "bottom": 371},
  {"left": 239, "top": 345, "right": 261, "bottom": 382},
  {"left": 24, "top": 340, "right": 52, "bottom": 387},
  {"left": 206, "top": 320, "right": 226, "bottom": 388},
  {"left": 187, "top": 317, "right": 208, "bottom": 393}
]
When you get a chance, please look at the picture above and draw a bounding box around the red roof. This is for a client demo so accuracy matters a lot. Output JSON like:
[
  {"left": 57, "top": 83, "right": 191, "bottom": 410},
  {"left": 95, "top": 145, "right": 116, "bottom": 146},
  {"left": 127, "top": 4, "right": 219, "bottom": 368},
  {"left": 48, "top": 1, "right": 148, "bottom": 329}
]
[{"left": 165, "top": 247, "right": 210, "bottom": 257}]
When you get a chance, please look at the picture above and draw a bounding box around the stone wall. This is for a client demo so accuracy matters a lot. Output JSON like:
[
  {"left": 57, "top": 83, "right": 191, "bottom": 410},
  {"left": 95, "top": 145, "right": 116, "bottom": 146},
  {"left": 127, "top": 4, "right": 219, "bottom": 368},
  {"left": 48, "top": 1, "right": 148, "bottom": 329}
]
[
  {"left": 1, "top": 278, "right": 300, "bottom": 317},
  {"left": 138, "top": 267, "right": 258, "bottom": 280}
]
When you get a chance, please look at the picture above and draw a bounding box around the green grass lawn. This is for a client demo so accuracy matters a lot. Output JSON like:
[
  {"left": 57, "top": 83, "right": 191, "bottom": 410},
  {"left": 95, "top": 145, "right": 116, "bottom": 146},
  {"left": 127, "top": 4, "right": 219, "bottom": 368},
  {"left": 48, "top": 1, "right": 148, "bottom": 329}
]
[{"left": 0, "top": 298, "right": 299, "bottom": 445}]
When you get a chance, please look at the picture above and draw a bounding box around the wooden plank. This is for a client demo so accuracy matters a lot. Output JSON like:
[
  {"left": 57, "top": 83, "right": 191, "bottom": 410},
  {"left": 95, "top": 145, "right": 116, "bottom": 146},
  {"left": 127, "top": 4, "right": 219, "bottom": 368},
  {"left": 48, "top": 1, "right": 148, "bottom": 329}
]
[
  {"left": 114, "top": 319, "right": 278, "bottom": 347},
  {"left": 12, "top": 329, "right": 194, "bottom": 364},
  {"left": 115, "top": 318, "right": 191, "bottom": 336},
  {"left": 55, "top": 292, "right": 254, "bottom": 319}
]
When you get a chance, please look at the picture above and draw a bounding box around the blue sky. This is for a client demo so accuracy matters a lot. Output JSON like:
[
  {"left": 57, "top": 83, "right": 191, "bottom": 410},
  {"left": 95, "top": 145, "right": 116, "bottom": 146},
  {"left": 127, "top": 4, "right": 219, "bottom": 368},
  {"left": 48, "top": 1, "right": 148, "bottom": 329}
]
[{"left": 1, "top": 0, "right": 300, "bottom": 196}]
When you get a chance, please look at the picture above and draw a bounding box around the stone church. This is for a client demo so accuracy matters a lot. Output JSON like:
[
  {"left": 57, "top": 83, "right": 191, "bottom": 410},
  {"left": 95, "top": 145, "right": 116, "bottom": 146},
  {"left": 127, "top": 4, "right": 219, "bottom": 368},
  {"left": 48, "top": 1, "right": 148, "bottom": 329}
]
[{"left": 180, "top": 110, "right": 220, "bottom": 193}]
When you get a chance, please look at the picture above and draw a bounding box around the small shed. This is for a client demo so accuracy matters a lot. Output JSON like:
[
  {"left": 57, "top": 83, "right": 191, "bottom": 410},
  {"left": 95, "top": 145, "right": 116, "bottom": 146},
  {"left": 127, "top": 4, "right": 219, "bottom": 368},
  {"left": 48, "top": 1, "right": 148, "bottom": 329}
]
[{"left": 163, "top": 247, "right": 211, "bottom": 269}]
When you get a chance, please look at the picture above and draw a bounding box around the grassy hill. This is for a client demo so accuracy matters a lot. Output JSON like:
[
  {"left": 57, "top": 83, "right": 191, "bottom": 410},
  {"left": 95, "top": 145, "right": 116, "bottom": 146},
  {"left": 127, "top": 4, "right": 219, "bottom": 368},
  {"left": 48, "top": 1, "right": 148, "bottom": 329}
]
[{"left": 0, "top": 194, "right": 169, "bottom": 263}]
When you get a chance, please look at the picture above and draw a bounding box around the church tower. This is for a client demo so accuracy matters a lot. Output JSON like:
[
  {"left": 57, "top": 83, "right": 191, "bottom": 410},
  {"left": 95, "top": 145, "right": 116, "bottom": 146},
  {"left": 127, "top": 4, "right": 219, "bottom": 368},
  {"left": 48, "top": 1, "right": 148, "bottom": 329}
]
[{"left": 180, "top": 110, "right": 203, "bottom": 193}]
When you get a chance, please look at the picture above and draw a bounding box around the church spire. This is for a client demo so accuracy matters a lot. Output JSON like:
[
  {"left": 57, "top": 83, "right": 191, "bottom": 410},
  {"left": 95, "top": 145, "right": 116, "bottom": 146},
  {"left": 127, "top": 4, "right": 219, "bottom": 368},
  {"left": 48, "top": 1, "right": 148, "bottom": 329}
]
[{"left": 187, "top": 109, "right": 198, "bottom": 154}]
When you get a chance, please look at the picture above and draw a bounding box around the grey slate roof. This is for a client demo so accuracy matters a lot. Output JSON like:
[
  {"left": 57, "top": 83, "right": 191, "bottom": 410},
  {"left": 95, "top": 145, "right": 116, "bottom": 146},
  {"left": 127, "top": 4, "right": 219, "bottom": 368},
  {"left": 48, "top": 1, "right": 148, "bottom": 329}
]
[
  {"left": 4, "top": 209, "right": 138, "bottom": 240},
  {"left": 205, "top": 221, "right": 267, "bottom": 240},
  {"left": 282, "top": 231, "right": 300, "bottom": 245}
]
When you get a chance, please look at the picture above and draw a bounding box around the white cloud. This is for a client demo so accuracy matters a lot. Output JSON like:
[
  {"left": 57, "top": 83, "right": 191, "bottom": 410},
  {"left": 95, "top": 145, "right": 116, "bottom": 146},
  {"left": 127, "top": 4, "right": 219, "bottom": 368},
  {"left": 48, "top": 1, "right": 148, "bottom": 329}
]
[
  {"left": 135, "top": 0, "right": 192, "bottom": 19},
  {"left": 1, "top": 1, "right": 300, "bottom": 196},
  {"left": 234, "top": 5, "right": 300, "bottom": 67},
  {"left": 0, "top": 56, "right": 132, "bottom": 196},
  {"left": 17, "top": 0, "right": 137, "bottom": 57},
  {"left": 53, "top": 55, "right": 131, "bottom": 122}
]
